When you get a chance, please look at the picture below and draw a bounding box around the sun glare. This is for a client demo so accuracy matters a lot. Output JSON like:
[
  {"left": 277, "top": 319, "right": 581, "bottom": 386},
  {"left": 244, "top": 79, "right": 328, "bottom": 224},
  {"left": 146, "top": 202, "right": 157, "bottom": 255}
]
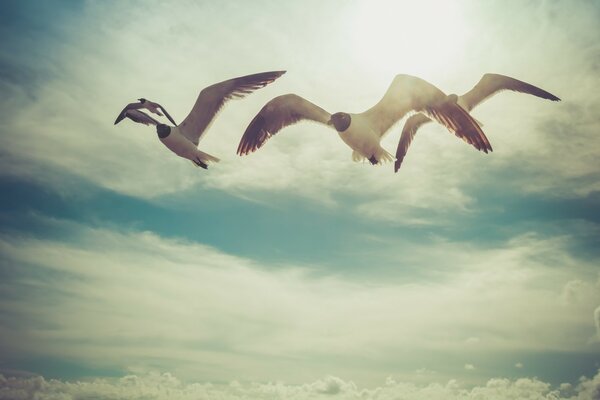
[{"left": 349, "top": 0, "right": 468, "bottom": 78}]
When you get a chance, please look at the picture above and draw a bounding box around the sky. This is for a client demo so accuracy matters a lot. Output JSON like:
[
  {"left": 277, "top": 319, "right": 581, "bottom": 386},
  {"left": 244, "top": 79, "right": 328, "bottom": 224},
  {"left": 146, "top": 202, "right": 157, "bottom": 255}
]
[{"left": 0, "top": 0, "right": 599, "bottom": 399}]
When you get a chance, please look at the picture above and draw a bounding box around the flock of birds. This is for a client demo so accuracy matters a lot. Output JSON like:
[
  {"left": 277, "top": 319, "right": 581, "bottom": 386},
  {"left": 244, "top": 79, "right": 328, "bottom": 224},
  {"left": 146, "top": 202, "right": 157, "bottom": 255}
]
[{"left": 114, "top": 71, "right": 559, "bottom": 171}]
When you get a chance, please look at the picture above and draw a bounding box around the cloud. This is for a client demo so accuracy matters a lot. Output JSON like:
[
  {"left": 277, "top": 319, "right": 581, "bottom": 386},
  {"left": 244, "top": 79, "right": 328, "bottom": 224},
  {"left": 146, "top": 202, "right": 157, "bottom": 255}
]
[
  {"left": 515, "top": 362, "right": 523, "bottom": 369},
  {"left": 0, "top": 219, "right": 599, "bottom": 382},
  {"left": 464, "top": 364, "right": 475, "bottom": 371},
  {"left": 1, "top": 369, "right": 600, "bottom": 400},
  {"left": 595, "top": 306, "right": 600, "bottom": 341}
]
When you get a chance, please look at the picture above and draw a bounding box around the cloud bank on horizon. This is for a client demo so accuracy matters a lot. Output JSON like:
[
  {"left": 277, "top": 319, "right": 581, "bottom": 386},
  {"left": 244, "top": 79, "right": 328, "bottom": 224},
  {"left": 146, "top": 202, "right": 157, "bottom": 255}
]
[{"left": 2, "top": 370, "right": 600, "bottom": 400}]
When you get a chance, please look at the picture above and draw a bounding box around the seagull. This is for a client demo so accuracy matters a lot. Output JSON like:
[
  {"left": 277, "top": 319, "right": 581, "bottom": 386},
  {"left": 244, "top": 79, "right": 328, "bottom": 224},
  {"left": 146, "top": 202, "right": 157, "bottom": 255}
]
[
  {"left": 115, "top": 70, "right": 286, "bottom": 169},
  {"left": 237, "top": 74, "right": 491, "bottom": 166},
  {"left": 114, "top": 98, "right": 177, "bottom": 126},
  {"left": 395, "top": 73, "right": 561, "bottom": 172}
]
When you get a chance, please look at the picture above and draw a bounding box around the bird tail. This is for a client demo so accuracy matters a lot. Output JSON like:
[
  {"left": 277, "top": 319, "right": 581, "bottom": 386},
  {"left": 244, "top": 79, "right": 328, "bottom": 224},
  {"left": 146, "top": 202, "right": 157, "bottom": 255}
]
[
  {"left": 352, "top": 149, "right": 395, "bottom": 165},
  {"left": 376, "top": 149, "right": 395, "bottom": 164},
  {"left": 191, "top": 149, "right": 220, "bottom": 169}
]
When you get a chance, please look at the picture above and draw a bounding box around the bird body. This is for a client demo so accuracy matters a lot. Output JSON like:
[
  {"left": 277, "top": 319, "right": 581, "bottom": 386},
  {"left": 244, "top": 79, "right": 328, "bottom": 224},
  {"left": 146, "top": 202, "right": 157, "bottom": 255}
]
[
  {"left": 158, "top": 125, "right": 219, "bottom": 169},
  {"left": 337, "top": 113, "right": 392, "bottom": 164}
]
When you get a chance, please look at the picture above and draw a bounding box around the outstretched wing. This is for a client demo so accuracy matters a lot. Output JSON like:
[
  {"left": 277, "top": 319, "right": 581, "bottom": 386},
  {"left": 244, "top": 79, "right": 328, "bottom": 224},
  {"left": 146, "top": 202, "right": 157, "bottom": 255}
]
[
  {"left": 363, "top": 74, "right": 492, "bottom": 154},
  {"left": 179, "top": 70, "right": 286, "bottom": 145},
  {"left": 394, "top": 113, "right": 432, "bottom": 172},
  {"left": 146, "top": 100, "right": 178, "bottom": 126},
  {"left": 237, "top": 94, "right": 331, "bottom": 155},
  {"left": 460, "top": 73, "right": 561, "bottom": 111},
  {"left": 114, "top": 101, "right": 144, "bottom": 125},
  {"left": 124, "top": 109, "right": 161, "bottom": 126}
]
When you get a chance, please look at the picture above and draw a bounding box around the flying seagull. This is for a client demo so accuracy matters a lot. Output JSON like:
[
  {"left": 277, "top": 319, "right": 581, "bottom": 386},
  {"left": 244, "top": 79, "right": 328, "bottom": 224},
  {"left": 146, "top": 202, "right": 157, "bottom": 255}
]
[
  {"left": 237, "top": 74, "right": 491, "bottom": 166},
  {"left": 114, "top": 98, "right": 177, "bottom": 126},
  {"left": 115, "top": 70, "right": 286, "bottom": 169},
  {"left": 394, "top": 73, "right": 561, "bottom": 172}
]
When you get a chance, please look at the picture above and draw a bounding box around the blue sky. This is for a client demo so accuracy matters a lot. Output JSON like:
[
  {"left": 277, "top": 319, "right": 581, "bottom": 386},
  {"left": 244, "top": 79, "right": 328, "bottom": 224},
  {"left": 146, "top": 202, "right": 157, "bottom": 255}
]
[{"left": 1, "top": 1, "right": 599, "bottom": 399}]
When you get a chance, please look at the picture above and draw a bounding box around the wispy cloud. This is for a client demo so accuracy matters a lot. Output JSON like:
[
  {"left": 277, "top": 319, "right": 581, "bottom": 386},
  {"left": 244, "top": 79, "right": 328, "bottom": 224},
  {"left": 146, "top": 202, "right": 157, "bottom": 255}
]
[{"left": 0, "top": 219, "right": 598, "bottom": 382}]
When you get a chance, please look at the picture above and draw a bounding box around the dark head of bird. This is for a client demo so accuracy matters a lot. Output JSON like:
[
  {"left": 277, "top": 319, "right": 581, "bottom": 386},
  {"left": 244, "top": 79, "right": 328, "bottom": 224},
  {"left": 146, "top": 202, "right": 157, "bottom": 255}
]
[
  {"left": 138, "top": 98, "right": 147, "bottom": 103},
  {"left": 156, "top": 124, "right": 171, "bottom": 138},
  {"left": 328, "top": 112, "right": 351, "bottom": 132}
]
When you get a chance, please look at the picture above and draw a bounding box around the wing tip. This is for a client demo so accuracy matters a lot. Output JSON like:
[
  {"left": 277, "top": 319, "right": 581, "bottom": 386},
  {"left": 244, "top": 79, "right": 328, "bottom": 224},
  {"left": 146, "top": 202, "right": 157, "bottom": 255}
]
[{"left": 237, "top": 114, "right": 266, "bottom": 156}]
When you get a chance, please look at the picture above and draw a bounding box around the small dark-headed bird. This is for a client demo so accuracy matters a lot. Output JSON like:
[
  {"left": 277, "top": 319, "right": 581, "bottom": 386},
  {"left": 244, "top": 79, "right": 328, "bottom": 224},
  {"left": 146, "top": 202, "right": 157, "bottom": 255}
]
[
  {"left": 237, "top": 74, "right": 491, "bottom": 166},
  {"left": 115, "top": 98, "right": 177, "bottom": 126},
  {"left": 394, "top": 73, "right": 561, "bottom": 172},
  {"left": 114, "top": 70, "right": 286, "bottom": 169}
]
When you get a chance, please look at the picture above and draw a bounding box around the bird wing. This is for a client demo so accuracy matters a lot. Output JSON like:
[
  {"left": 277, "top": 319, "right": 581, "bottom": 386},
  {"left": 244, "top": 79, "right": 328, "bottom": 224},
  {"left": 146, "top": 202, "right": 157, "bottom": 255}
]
[
  {"left": 124, "top": 109, "right": 161, "bottom": 126},
  {"left": 148, "top": 101, "right": 178, "bottom": 126},
  {"left": 394, "top": 113, "right": 432, "bottom": 172},
  {"left": 178, "top": 70, "right": 286, "bottom": 145},
  {"left": 237, "top": 94, "right": 331, "bottom": 155},
  {"left": 363, "top": 74, "right": 492, "bottom": 154},
  {"left": 114, "top": 101, "right": 144, "bottom": 125},
  {"left": 460, "top": 73, "right": 561, "bottom": 111}
]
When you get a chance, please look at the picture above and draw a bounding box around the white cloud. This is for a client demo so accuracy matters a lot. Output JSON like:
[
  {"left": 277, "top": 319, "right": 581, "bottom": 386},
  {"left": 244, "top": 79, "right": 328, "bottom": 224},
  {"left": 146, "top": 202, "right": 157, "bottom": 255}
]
[
  {"left": 1, "top": 369, "right": 600, "bottom": 400},
  {"left": 464, "top": 364, "right": 475, "bottom": 371},
  {"left": 515, "top": 363, "right": 523, "bottom": 369},
  {"left": 0, "top": 220, "right": 599, "bottom": 383}
]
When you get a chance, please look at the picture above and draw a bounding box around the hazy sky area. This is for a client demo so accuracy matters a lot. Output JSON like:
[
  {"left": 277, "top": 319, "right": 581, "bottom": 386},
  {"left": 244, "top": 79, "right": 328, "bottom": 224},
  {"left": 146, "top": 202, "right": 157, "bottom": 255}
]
[{"left": 1, "top": 0, "right": 599, "bottom": 399}]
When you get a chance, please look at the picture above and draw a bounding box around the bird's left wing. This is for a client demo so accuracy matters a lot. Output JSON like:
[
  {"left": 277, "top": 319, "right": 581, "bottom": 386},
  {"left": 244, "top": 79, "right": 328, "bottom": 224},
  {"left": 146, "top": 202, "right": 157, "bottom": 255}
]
[
  {"left": 179, "top": 70, "right": 286, "bottom": 145},
  {"left": 394, "top": 113, "right": 431, "bottom": 172},
  {"left": 237, "top": 94, "right": 331, "bottom": 155},
  {"left": 124, "top": 109, "right": 161, "bottom": 126},
  {"left": 363, "top": 74, "right": 493, "bottom": 154}
]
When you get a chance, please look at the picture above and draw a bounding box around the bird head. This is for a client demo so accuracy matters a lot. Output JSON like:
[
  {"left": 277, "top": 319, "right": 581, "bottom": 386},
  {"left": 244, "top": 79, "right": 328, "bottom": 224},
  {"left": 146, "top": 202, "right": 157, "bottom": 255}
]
[
  {"left": 138, "top": 98, "right": 147, "bottom": 103},
  {"left": 327, "top": 112, "right": 351, "bottom": 132},
  {"left": 156, "top": 124, "right": 171, "bottom": 138}
]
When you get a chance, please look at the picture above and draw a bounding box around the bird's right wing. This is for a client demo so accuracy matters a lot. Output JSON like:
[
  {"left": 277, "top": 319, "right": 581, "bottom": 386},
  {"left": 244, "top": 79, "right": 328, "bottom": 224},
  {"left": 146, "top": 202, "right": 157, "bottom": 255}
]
[
  {"left": 394, "top": 113, "right": 432, "bottom": 172},
  {"left": 460, "top": 73, "right": 561, "bottom": 111},
  {"left": 237, "top": 94, "right": 331, "bottom": 155},
  {"left": 114, "top": 101, "right": 143, "bottom": 125},
  {"left": 124, "top": 109, "right": 161, "bottom": 126}
]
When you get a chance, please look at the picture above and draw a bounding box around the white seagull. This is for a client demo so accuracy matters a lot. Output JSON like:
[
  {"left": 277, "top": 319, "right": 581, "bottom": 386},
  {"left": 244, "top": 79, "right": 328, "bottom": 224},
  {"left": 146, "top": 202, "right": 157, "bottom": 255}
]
[
  {"left": 237, "top": 74, "right": 491, "bottom": 166},
  {"left": 394, "top": 73, "right": 561, "bottom": 172},
  {"left": 115, "top": 70, "right": 286, "bottom": 169}
]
